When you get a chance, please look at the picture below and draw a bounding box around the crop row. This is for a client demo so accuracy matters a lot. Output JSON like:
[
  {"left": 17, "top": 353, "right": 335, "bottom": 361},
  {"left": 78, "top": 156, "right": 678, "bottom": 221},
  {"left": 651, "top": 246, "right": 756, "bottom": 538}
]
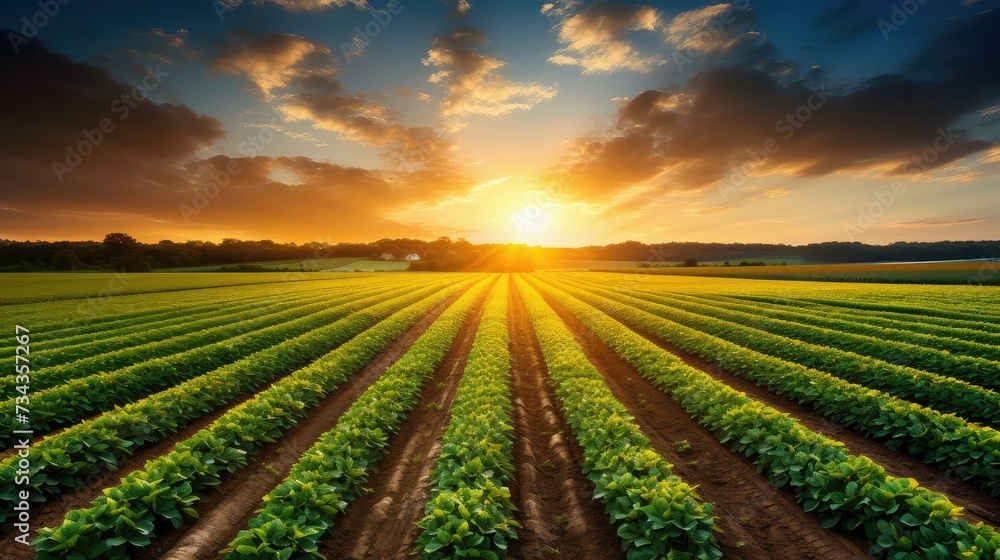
[
  {"left": 793, "top": 296, "right": 1000, "bottom": 331},
  {"left": 31, "top": 275, "right": 487, "bottom": 559},
  {"left": 515, "top": 276, "right": 720, "bottom": 560},
  {"left": 681, "top": 291, "right": 1000, "bottom": 361},
  {"left": 0, "top": 280, "right": 367, "bottom": 397},
  {"left": 541, "top": 275, "right": 1000, "bottom": 498},
  {"left": 581, "top": 276, "right": 1000, "bottom": 394},
  {"left": 527, "top": 275, "right": 1000, "bottom": 559},
  {"left": 0, "top": 277, "right": 434, "bottom": 443},
  {"left": 1, "top": 298, "right": 212, "bottom": 349},
  {"left": 0, "top": 276, "right": 357, "bottom": 355},
  {"left": 21, "top": 280, "right": 352, "bottom": 372},
  {"left": 729, "top": 294, "right": 999, "bottom": 346},
  {"left": 618, "top": 282, "right": 1000, "bottom": 387},
  {"left": 221, "top": 275, "right": 495, "bottom": 559},
  {"left": 569, "top": 275, "right": 1000, "bottom": 421},
  {"left": 413, "top": 277, "right": 519, "bottom": 560},
  {"left": 0, "top": 277, "right": 469, "bottom": 522}
]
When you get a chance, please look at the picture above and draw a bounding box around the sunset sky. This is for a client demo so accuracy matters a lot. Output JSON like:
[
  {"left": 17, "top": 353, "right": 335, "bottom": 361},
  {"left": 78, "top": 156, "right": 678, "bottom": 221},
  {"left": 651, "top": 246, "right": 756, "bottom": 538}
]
[{"left": 1, "top": 0, "right": 998, "bottom": 246}]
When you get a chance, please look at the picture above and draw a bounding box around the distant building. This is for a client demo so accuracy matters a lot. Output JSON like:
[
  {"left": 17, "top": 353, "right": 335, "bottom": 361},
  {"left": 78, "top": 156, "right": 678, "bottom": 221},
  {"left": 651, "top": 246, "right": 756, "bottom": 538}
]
[
  {"left": 403, "top": 253, "right": 421, "bottom": 261},
  {"left": 379, "top": 252, "right": 397, "bottom": 261}
]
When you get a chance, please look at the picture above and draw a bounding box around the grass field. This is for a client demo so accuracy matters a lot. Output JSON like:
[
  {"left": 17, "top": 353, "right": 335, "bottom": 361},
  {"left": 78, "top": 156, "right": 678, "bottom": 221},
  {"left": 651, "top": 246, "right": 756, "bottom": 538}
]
[
  {"left": 596, "top": 260, "right": 1000, "bottom": 284},
  {"left": 540, "top": 256, "right": 818, "bottom": 269},
  {"left": 0, "top": 271, "right": 376, "bottom": 305},
  {"left": 160, "top": 257, "right": 366, "bottom": 272},
  {"left": 322, "top": 259, "right": 411, "bottom": 271},
  {"left": 2, "top": 272, "right": 999, "bottom": 559}
]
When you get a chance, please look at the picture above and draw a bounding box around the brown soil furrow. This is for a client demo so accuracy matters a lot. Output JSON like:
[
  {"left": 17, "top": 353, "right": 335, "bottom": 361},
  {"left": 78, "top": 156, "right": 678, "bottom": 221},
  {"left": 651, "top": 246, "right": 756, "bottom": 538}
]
[
  {"left": 0, "top": 389, "right": 260, "bottom": 560},
  {"left": 507, "top": 279, "right": 625, "bottom": 560},
  {"left": 134, "top": 285, "right": 471, "bottom": 560},
  {"left": 534, "top": 282, "right": 874, "bottom": 560},
  {"left": 615, "top": 316, "right": 1000, "bottom": 528},
  {"left": 321, "top": 278, "right": 495, "bottom": 560}
]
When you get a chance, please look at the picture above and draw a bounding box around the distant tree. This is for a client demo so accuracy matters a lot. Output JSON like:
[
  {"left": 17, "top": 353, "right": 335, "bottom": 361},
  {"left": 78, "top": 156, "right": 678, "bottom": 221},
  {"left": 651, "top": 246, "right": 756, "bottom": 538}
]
[
  {"left": 103, "top": 233, "right": 137, "bottom": 257},
  {"left": 103, "top": 232, "right": 137, "bottom": 246},
  {"left": 50, "top": 249, "right": 86, "bottom": 270},
  {"left": 683, "top": 257, "right": 698, "bottom": 267},
  {"left": 110, "top": 251, "right": 153, "bottom": 272}
]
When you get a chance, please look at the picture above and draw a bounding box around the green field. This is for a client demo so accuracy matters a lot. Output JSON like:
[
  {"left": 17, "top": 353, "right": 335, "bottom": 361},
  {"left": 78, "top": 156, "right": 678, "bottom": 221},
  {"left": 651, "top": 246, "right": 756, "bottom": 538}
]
[
  {"left": 539, "top": 256, "right": 819, "bottom": 270},
  {"left": 3, "top": 272, "right": 999, "bottom": 559},
  {"left": 597, "top": 260, "right": 1000, "bottom": 285},
  {"left": 160, "top": 257, "right": 366, "bottom": 272},
  {"left": 323, "top": 259, "right": 411, "bottom": 271}
]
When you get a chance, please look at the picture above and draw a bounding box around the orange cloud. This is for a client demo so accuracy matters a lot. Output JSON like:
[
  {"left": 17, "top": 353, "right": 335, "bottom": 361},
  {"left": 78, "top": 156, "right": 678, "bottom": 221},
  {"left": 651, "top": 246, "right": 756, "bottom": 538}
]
[
  {"left": 211, "top": 30, "right": 334, "bottom": 99},
  {"left": 423, "top": 27, "right": 556, "bottom": 118},
  {"left": 544, "top": 2, "right": 664, "bottom": 73}
]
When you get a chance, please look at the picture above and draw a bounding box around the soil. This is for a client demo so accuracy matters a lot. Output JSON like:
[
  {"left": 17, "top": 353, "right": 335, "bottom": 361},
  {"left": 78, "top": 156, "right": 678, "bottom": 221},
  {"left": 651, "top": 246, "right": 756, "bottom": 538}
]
[
  {"left": 546, "top": 275, "right": 1000, "bottom": 526},
  {"left": 139, "top": 282, "right": 476, "bottom": 560},
  {"left": 630, "top": 324, "right": 1000, "bottom": 527},
  {"left": 320, "top": 277, "right": 496, "bottom": 559},
  {"left": 530, "top": 276, "right": 876, "bottom": 560},
  {"left": 506, "top": 277, "right": 626, "bottom": 560},
  {"left": 0, "top": 387, "right": 261, "bottom": 560}
]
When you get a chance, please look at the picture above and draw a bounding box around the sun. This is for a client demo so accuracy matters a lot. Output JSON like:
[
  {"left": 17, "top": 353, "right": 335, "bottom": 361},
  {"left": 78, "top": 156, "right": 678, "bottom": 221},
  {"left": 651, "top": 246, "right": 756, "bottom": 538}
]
[{"left": 511, "top": 205, "right": 558, "bottom": 245}]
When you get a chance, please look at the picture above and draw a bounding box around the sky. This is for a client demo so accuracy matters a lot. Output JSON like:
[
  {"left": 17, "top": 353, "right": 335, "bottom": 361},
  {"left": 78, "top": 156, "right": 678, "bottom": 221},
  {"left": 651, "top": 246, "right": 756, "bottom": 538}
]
[{"left": 1, "top": 0, "right": 999, "bottom": 247}]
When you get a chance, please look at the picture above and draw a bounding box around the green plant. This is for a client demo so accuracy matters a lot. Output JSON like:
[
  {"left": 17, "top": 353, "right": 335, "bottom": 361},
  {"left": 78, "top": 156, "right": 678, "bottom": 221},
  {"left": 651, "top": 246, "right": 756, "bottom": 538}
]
[
  {"left": 221, "top": 277, "right": 494, "bottom": 560},
  {"left": 514, "top": 276, "right": 720, "bottom": 560}
]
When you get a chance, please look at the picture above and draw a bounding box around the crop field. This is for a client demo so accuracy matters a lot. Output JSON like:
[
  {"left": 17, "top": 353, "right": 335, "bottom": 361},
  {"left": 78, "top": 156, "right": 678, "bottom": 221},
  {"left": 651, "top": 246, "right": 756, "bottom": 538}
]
[
  {"left": 2, "top": 271, "right": 999, "bottom": 560},
  {"left": 599, "top": 261, "right": 1000, "bottom": 285}
]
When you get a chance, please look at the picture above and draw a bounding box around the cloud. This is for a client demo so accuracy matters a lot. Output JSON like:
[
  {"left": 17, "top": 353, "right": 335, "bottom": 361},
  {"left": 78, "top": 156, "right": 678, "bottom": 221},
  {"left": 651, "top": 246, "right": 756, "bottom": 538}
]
[
  {"left": 0, "top": 36, "right": 480, "bottom": 243},
  {"left": 209, "top": 29, "right": 457, "bottom": 170},
  {"left": 886, "top": 218, "right": 988, "bottom": 227},
  {"left": 277, "top": 89, "right": 459, "bottom": 170},
  {"left": 423, "top": 27, "right": 557, "bottom": 117},
  {"left": 211, "top": 29, "right": 334, "bottom": 99},
  {"left": 278, "top": 92, "right": 401, "bottom": 145},
  {"left": 545, "top": 8, "right": 1000, "bottom": 204},
  {"left": 144, "top": 27, "right": 189, "bottom": 49},
  {"left": 221, "top": 0, "right": 368, "bottom": 12},
  {"left": 692, "top": 206, "right": 733, "bottom": 216},
  {"left": 449, "top": 0, "right": 471, "bottom": 18},
  {"left": 0, "top": 37, "right": 223, "bottom": 176},
  {"left": 0, "top": 37, "right": 226, "bottom": 238},
  {"left": 544, "top": 2, "right": 665, "bottom": 73},
  {"left": 665, "top": 3, "right": 757, "bottom": 54}
]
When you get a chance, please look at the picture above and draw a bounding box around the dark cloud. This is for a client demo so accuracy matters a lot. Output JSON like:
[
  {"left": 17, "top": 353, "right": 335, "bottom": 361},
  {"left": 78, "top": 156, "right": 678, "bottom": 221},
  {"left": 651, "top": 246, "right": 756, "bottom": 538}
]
[
  {"left": 548, "top": 8, "right": 1000, "bottom": 202},
  {"left": 210, "top": 29, "right": 334, "bottom": 99},
  {"left": 0, "top": 37, "right": 471, "bottom": 242},
  {"left": 0, "top": 36, "right": 223, "bottom": 179}
]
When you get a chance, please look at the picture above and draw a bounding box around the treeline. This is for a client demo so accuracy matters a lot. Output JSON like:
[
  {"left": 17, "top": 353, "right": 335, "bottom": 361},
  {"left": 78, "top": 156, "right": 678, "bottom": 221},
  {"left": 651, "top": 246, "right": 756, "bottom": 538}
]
[
  {"left": 0, "top": 235, "right": 997, "bottom": 272},
  {"left": 538, "top": 240, "right": 1000, "bottom": 264},
  {"left": 0, "top": 235, "right": 539, "bottom": 272}
]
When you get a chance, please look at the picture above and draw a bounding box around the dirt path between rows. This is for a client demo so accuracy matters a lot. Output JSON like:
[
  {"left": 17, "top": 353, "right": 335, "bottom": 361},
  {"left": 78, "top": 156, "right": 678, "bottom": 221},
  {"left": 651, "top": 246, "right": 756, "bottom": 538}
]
[
  {"left": 0, "top": 387, "right": 261, "bottom": 559},
  {"left": 320, "top": 278, "right": 495, "bottom": 560},
  {"left": 532, "top": 280, "right": 875, "bottom": 560},
  {"left": 132, "top": 283, "right": 475, "bottom": 560},
  {"left": 626, "top": 324, "right": 1000, "bottom": 527},
  {"left": 506, "top": 279, "right": 625, "bottom": 560},
  {"left": 546, "top": 277, "right": 1000, "bottom": 526}
]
